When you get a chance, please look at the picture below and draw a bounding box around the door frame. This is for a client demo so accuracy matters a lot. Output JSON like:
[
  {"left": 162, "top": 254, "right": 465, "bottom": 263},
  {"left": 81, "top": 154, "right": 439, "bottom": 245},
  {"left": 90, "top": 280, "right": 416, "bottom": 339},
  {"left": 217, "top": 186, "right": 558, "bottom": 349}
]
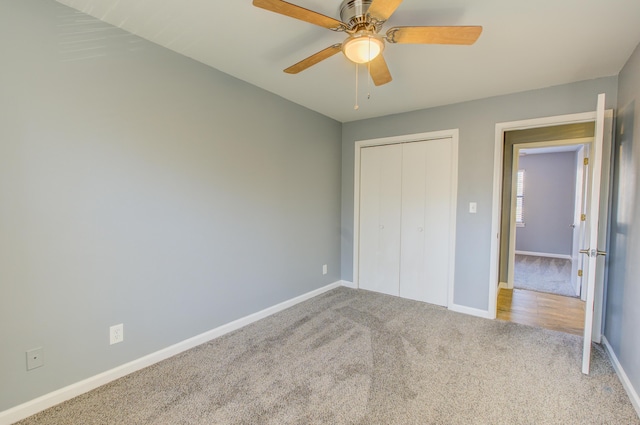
[
  {"left": 506, "top": 138, "right": 592, "bottom": 293},
  {"left": 353, "top": 129, "right": 459, "bottom": 307},
  {"left": 572, "top": 144, "right": 587, "bottom": 298},
  {"left": 489, "top": 110, "right": 613, "bottom": 338}
]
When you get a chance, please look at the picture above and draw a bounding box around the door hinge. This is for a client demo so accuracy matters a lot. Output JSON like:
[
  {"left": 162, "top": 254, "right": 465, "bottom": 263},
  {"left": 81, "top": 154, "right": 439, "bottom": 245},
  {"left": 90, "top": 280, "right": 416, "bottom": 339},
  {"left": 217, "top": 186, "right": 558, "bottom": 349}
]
[
  {"left": 584, "top": 157, "right": 589, "bottom": 166},
  {"left": 578, "top": 269, "right": 583, "bottom": 277},
  {"left": 581, "top": 214, "right": 586, "bottom": 221}
]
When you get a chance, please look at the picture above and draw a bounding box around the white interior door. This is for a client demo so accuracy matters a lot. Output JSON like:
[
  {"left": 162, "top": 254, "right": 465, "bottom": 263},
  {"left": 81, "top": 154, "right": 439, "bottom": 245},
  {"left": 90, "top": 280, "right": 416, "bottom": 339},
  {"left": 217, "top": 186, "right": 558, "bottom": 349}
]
[
  {"left": 400, "top": 139, "right": 454, "bottom": 306},
  {"left": 358, "top": 144, "right": 402, "bottom": 296},
  {"left": 590, "top": 111, "right": 614, "bottom": 344},
  {"left": 582, "top": 93, "right": 606, "bottom": 375}
]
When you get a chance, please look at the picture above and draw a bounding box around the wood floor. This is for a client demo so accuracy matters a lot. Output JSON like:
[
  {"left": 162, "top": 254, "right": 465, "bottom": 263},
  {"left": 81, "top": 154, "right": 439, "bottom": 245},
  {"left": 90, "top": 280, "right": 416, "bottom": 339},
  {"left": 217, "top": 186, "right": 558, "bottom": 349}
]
[{"left": 497, "top": 288, "right": 586, "bottom": 335}]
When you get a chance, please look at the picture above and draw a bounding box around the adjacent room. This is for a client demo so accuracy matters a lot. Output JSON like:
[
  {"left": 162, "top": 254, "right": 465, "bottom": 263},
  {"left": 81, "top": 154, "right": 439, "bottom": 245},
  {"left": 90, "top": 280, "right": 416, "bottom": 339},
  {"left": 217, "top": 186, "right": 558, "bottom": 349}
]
[
  {"left": 2, "top": 0, "right": 640, "bottom": 423},
  {"left": 514, "top": 148, "right": 581, "bottom": 298}
]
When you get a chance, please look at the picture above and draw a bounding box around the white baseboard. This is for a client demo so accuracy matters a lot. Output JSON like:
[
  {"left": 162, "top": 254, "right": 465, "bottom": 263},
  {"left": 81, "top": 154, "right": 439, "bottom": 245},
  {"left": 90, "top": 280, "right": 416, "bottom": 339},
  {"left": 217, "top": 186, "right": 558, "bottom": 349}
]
[
  {"left": 515, "top": 250, "right": 572, "bottom": 260},
  {"left": 344, "top": 281, "right": 491, "bottom": 320},
  {"left": 448, "top": 303, "right": 492, "bottom": 319},
  {"left": 341, "top": 280, "right": 357, "bottom": 289},
  {"left": 0, "top": 281, "right": 343, "bottom": 425},
  {"left": 602, "top": 336, "right": 640, "bottom": 418}
]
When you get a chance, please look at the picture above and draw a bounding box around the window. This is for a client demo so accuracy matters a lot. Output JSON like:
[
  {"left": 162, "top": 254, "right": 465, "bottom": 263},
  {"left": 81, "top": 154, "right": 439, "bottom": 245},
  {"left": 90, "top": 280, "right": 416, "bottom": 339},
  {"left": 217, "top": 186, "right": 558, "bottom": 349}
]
[{"left": 516, "top": 169, "right": 525, "bottom": 226}]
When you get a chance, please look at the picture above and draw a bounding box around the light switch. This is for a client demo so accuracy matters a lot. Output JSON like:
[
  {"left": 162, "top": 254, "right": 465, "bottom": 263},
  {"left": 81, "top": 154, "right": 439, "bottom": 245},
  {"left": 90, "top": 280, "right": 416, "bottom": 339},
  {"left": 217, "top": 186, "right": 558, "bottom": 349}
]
[{"left": 469, "top": 202, "right": 477, "bottom": 214}]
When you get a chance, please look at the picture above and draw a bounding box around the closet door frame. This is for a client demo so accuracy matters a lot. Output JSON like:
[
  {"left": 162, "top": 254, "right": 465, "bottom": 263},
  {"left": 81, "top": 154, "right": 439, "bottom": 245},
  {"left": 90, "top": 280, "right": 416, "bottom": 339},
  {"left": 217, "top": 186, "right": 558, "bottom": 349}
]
[{"left": 353, "top": 129, "right": 459, "bottom": 307}]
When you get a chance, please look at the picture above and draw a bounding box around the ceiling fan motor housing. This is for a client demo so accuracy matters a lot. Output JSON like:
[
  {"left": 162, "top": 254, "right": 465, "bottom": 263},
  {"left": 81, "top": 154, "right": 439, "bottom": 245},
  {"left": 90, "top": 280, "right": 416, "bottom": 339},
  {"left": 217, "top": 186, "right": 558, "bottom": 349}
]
[{"left": 340, "top": 0, "right": 380, "bottom": 32}]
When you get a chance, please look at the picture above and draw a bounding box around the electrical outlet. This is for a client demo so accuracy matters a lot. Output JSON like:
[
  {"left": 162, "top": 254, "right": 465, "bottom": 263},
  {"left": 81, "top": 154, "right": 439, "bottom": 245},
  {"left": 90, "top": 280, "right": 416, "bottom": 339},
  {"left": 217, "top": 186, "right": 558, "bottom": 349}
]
[
  {"left": 110, "top": 323, "right": 124, "bottom": 345},
  {"left": 26, "top": 347, "right": 44, "bottom": 371},
  {"left": 322, "top": 264, "right": 328, "bottom": 275}
]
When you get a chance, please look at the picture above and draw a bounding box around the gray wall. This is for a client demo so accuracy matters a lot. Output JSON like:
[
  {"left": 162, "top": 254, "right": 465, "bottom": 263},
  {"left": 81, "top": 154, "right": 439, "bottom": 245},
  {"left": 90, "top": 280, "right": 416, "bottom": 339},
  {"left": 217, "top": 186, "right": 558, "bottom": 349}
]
[
  {"left": 515, "top": 151, "right": 577, "bottom": 255},
  {"left": 342, "top": 78, "right": 618, "bottom": 310},
  {"left": 605, "top": 41, "right": 640, "bottom": 407},
  {"left": 0, "top": 0, "right": 342, "bottom": 411}
]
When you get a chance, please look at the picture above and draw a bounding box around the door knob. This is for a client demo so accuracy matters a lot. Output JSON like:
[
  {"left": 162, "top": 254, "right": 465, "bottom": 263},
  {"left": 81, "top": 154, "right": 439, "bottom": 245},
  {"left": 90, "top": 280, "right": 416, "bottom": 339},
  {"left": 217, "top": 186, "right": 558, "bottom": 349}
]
[
  {"left": 569, "top": 223, "right": 576, "bottom": 228},
  {"left": 579, "top": 248, "right": 607, "bottom": 257}
]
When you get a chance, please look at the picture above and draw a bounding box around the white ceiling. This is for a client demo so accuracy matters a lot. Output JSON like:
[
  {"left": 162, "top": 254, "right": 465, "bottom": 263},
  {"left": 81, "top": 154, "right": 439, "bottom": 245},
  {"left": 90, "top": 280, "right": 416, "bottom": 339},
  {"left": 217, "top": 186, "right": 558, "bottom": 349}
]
[{"left": 55, "top": 0, "right": 640, "bottom": 123}]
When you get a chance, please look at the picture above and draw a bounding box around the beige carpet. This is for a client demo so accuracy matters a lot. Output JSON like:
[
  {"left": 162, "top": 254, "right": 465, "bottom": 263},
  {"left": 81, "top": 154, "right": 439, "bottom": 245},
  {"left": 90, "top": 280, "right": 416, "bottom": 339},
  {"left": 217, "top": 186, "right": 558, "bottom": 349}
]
[
  {"left": 514, "top": 254, "right": 577, "bottom": 297},
  {"left": 17, "top": 287, "right": 639, "bottom": 424}
]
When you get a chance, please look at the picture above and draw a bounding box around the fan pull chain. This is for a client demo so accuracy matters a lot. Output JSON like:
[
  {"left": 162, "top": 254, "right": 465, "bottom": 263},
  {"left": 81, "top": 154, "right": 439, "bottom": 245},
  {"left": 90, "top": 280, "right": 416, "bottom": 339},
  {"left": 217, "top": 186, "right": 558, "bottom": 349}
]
[
  {"left": 367, "top": 38, "right": 371, "bottom": 100},
  {"left": 354, "top": 63, "right": 359, "bottom": 110},
  {"left": 367, "top": 61, "right": 371, "bottom": 100}
]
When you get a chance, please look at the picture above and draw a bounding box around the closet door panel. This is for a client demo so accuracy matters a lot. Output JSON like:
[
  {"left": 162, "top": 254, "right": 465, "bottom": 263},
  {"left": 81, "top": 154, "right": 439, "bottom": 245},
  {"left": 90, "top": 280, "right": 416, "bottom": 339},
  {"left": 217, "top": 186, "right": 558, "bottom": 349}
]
[
  {"left": 358, "top": 144, "right": 402, "bottom": 296},
  {"left": 399, "top": 141, "right": 428, "bottom": 301},
  {"left": 400, "top": 139, "right": 453, "bottom": 306}
]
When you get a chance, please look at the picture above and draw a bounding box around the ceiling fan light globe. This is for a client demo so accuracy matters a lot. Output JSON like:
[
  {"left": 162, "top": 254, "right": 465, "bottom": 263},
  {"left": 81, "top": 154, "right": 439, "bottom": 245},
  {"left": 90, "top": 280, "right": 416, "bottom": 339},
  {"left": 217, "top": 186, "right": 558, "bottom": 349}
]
[{"left": 342, "top": 33, "right": 384, "bottom": 64}]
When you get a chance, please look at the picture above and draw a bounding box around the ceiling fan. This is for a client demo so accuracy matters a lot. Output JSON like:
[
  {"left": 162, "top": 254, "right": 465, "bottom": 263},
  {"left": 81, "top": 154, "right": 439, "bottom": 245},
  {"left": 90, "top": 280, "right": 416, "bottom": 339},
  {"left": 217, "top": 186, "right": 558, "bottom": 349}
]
[{"left": 253, "top": 0, "right": 482, "bottom": 86}]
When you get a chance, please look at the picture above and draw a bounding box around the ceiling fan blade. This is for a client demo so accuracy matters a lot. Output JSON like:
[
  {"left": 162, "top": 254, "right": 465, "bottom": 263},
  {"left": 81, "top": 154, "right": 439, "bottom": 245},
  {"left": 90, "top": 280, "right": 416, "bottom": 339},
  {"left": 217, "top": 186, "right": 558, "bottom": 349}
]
[
  {"left": 253, "top": 0, "right": 346, "bottom": 30},
  {"left": 284, "top": 44, "right": 342, "bottom": 74},
  {"left": 367, "top": 0, "right": 403, "bottom": 22},
  {"left": 369, "top": 54, "right": 392, "bottom": 86},
  {"left": 386, "top": 26, "right": 483, "bottom": 45}
]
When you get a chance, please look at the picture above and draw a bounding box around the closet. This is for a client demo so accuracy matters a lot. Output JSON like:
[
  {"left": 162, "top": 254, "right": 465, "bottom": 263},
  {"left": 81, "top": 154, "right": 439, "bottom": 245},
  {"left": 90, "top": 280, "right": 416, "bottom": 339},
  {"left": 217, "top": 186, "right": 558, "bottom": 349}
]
[{"left": 357, "top": 137, "right": 456, "bottom": 306}]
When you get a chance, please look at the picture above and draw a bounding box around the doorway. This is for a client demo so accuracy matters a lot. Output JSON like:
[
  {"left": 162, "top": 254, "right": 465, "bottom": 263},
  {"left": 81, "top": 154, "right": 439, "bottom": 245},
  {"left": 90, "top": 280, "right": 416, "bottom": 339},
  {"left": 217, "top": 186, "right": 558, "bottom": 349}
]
[
  {"left": 498, "top": 133, "right": 593, "bottom": 335},
  {"left": 488, "top": 109, "right": 614, "bottom": 341},
  {"left": 510, "top": 142, "right": 590, "bottom": 300}
]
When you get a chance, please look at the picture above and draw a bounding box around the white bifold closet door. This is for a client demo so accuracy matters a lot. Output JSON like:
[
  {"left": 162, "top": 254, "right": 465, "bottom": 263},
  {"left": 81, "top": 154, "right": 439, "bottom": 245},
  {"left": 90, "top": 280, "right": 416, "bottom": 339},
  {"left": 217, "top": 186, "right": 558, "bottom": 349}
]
[
  {"left": 358, "top": 143, "right": 403, "bottom": 296},
  {"left": 359, "top": 138, "right": 455, "bottom": 306}
]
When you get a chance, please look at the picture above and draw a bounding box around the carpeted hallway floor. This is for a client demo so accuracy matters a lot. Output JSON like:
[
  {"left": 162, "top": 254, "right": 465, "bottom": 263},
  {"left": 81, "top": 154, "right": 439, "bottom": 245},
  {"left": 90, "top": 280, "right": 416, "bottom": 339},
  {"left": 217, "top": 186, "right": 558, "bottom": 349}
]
[
  {"left": 514, "top": 254, "right": 577, "bottom": 297},
  {"left": 17, "top": 287, "right": 639, "bottom": 424}
]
